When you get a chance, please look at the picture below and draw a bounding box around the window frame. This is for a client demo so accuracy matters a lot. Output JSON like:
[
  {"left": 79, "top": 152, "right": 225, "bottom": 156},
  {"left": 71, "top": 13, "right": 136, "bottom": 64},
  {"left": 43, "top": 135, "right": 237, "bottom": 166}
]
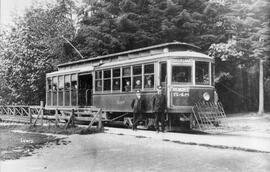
[
  {"left": 195, "top": 61, "right": 210, "bottom": 86},
  {"left": 103, "top": 69, "right": 111, "bottom": 92},
  {"left": 122, "top": 66, "right": 131, "bottom": 92},
  {"left": 112, "top": 68, "right": 121, "bottom": 92},
  {"left": 52, "top": 76, "right": 58, "bottom": 91},
  {"left": 143, "top": 63, "right": 155, "bottom": 90},
  {"left": 58, "top": 75, "right": 64, "bottom": 92},
  {"left": 64, "top": 75, "right": 71, "bottom": 106},
  {"left": 132, "top": 64, "right": 143, "bottom": 90},
  {"left": 95, "top": 70, "right": 103, "bottom": 92},
  {"left": 93, "top": 62, "right": 156, "bottom": 93}
]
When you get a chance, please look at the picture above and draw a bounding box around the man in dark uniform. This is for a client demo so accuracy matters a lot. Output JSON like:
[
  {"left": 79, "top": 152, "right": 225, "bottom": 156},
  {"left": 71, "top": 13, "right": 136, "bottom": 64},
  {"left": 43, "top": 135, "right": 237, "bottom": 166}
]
[
  {"left": 152, "top": 86, "right": 166, "bottom": 132},
  {"left": 131, "top": 90, "right": 143, "bottom": 130}
]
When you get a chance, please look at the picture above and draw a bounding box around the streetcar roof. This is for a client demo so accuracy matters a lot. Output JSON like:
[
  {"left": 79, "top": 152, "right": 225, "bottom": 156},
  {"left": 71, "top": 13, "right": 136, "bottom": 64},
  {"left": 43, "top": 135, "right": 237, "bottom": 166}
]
[
  {"left": 46, "top": 66, "right": 94, "bottom": 76},
  {"left": 100, "top": 51, "right": 212, "bottom": 68},
  {"left": 46, "top": 51, "right": 213, "bottom": 77},
  {"left": 58, "top": 42, "right": 201, "bottom": 68}
]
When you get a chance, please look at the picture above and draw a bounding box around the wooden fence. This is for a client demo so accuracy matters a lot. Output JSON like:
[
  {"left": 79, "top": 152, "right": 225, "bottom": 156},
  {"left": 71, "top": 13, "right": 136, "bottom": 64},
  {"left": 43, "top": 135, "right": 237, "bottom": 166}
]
[{"left": 0, "top": 101, "right": 103, "bottom": 130}]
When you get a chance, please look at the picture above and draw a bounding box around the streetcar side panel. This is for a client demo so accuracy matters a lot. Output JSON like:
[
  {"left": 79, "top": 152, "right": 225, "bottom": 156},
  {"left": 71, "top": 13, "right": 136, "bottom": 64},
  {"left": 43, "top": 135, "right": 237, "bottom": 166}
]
[{"left": 92, "top": 92, "right": 156, "bottom": 113}]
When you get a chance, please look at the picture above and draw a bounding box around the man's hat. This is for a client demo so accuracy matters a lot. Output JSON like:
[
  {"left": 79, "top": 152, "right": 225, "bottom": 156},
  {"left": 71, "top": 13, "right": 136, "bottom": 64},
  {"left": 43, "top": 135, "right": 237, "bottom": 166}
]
[
  {"left": 146, "top": 75, "right": 152, "bottom": 80},
  {"left": 157, "top": 86, "right": 162, "bottom": 90},
  {"left": 136, "top": 90, "right": 141, "bottom": 93}
]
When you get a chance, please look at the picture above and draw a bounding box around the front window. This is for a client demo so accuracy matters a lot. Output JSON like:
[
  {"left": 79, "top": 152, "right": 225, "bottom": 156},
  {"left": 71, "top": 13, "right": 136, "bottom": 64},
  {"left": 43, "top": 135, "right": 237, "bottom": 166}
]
[
  {"left": 172, "top": 66, "right": 192, "bottom": 84},
  {"left": 195, "top": 61, "right": 209, "bottom": 85}
]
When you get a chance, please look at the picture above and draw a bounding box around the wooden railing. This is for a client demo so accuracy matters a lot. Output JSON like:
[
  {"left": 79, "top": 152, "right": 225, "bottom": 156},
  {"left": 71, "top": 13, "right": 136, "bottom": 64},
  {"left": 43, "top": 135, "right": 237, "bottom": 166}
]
[
  {"left": 0, "top": 102, "right": 103, "bottom": 130},
  {"left": 0, "top": 102, "right": 44, "bottom": 124}
]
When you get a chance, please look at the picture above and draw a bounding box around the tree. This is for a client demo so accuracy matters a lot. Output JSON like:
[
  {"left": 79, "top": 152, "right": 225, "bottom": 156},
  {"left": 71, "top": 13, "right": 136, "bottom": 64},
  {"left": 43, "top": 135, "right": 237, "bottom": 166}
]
[
  {"left": 74, "top": 0, "right": 228, "bottom": 58},
  {"left": 0, "top": 0, "right": 77, "bottom": 104},
  {"left": 209, "top": 0, "right": 270, "bottom": 114}
]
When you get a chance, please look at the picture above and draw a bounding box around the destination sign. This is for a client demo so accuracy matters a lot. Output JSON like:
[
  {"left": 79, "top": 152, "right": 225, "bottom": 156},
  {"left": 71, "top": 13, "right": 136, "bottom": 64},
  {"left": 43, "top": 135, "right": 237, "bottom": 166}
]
[
  {"left": 172, "top": 59, "right": 193, "bottom": 63},
  {"left": 171, "top": 87, "right": 189, "bottom": 92},
  {"left": 172, "top": 92, "right": 189, "bottom": 97},
  {"left": 171, "top": 87, "right": 190, "bottom": 97}
]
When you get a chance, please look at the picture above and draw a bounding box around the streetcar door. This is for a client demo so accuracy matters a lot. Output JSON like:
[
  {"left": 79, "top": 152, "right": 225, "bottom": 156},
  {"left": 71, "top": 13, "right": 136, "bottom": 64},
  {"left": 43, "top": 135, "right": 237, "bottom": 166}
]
[
  {"left": 160, "top": 62, "right": 168, "bottom": 103},
  {"left": 78, "top": 73, "right": 92, "bottom": 106},
  {"left": 160, "top": 62, "right": 167, "bottom": 87}
]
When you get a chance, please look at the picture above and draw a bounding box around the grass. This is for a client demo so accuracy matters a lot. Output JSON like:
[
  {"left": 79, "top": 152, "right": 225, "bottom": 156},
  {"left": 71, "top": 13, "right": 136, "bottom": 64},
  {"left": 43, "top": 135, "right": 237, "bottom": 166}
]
[{"left": 0, "top": 124, "right": 103, "bottom": 161}]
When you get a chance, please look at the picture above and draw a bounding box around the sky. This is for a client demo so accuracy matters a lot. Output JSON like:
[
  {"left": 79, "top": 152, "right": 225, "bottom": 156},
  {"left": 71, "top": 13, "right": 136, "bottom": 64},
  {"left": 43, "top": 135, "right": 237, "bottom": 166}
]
[
  {"left": 0, "top": 0, "right": 60, "bottom": 26},
  {"left": 1, "top": 0, "right": 36, "bottom": 25},
  {"left": 0, "top": 0, "right": 83, "bottom": 27}
]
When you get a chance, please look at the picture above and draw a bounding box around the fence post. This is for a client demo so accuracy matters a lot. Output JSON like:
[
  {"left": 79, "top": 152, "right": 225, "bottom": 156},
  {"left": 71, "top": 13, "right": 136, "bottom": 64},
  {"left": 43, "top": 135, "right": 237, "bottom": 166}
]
[
  {"left": 29, "top": 107, "right": 32, "bottom": 124},
  {"left": 71, "top": 109, "right": 75, "bottom": 127},
  {"left": 65, "top": 109, "right": 75, "bottom": 129},
  {"left": 40, "top": 101, "right": 44, "bottom": 126},
  {"left": 13, "top": 107, "right": 16, "bottom": 116},
  {"left": 20, "top": 108, "right": 23, "bottom": 116},
  {"left": 98, "top": 109, "right": 103, "bottom": 130},
  {"left": 55, "top": 109, "right": 59, "bottom": 127}
]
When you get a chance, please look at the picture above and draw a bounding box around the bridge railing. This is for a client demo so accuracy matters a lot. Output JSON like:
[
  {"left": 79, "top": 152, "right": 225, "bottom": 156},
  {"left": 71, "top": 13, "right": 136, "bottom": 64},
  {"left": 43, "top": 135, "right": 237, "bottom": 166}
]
[{"left": 0, "top": 102, "right": 103, "bottom": 130}]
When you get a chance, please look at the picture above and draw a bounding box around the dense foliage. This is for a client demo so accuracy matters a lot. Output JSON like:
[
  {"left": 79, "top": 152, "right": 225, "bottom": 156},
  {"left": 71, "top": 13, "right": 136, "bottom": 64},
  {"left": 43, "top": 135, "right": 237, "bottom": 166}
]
[
  {"left": 0, "top": 0, "right": 269, "bottom": 113},
  {"left": 209, "top": 0, "right": 270, "bottom": 112},
  {"left": 0, "top": 0, "right": 76, "bottom": 104},
  {"left": 74, "top": 0, "right": 228, "bottom": 56}
]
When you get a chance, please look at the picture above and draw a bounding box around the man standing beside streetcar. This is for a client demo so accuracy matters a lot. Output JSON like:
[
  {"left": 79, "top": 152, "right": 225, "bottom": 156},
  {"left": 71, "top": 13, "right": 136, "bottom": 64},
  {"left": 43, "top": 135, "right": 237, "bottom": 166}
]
[
  {"left": 152, "top": 86, "right": 167, "bottom": 132},
  {"left": 131, "top": 90, "right": 143, "bottom": 130}
]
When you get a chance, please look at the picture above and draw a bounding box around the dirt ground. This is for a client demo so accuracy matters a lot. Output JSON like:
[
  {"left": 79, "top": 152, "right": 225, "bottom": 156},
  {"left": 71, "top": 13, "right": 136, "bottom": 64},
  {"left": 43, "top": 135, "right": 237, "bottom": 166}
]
[
  {"left": 1, "top": 132, "right": 270, "bottom": 172},
  {"left": 0, "top": 113, "right": 270, "bottom": 172},
  {"left": 226, "top": 113, "right": 270, "bottom": 137}
]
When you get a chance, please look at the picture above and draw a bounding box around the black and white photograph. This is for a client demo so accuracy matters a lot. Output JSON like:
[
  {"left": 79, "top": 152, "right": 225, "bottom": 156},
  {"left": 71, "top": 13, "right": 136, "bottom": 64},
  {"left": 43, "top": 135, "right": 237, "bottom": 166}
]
[{"left": 0, "top": 0, "right": 270, "bottom": 171}]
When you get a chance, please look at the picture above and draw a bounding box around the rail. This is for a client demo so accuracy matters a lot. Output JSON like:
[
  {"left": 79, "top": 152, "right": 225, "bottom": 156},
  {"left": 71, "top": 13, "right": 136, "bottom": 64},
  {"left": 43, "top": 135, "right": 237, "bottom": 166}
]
[{"left": 0, "top": 102, "right": 103, "bottom": 130}]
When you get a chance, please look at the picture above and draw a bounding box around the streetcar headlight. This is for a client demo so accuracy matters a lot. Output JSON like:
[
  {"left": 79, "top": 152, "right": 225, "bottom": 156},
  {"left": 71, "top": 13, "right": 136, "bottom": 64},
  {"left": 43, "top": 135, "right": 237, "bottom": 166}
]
[{"left": 203, "top": 92, "right": 210, "bottom": 101}]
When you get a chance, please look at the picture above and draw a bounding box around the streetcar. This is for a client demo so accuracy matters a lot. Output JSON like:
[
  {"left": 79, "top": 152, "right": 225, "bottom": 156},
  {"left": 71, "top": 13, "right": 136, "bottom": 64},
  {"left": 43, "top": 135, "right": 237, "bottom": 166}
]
[{"left": 45, "top": 42, "right": 216, "bottom": 130}]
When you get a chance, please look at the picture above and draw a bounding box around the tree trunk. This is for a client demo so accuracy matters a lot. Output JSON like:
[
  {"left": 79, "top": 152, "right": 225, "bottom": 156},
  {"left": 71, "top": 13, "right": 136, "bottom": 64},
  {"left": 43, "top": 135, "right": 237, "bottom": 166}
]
[{"left": 258, "top": 59, "right": 264, "bottom": 115}]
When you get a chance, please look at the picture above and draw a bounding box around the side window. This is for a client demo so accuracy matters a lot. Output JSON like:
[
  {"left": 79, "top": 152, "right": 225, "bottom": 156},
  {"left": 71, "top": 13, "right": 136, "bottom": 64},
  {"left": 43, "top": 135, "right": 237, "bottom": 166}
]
[
  {"left": 103, "top": 69, "right": 111, "bottom": 91},
  {"left": 195, "top": 61, "right": 209, "bottom": 85},
  {"left": 133, "top": 65, "right": 142, "bottom": 90},
  {"left": 52, "top": 77, "right": 58, "bottom": 91},
  {"left": 95, "top": 71, "right": 102, "bottom": 91},
  {"left": 122, "top": 67, "right": 131, "bottom": 92},
  {"left": 64, "top": 75, "right": 71, "bottom": 90},
  {"left": 113, "top": 68, "right": 120, "bottom": 91},
  {"left": 47, "top": 77, "right": 52, "bottom": 91},
  {"left": 144, "top": 64, "right": 154, "bottom": 89},
  {"left": 172, "top": 66, "right": 192, "bottom": 83},
  {"left": 58, "top": 76, "right": 64, "bottom": 91},
  {"left": 71, "top": 74, "right": 77, "bottom": 89}
]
